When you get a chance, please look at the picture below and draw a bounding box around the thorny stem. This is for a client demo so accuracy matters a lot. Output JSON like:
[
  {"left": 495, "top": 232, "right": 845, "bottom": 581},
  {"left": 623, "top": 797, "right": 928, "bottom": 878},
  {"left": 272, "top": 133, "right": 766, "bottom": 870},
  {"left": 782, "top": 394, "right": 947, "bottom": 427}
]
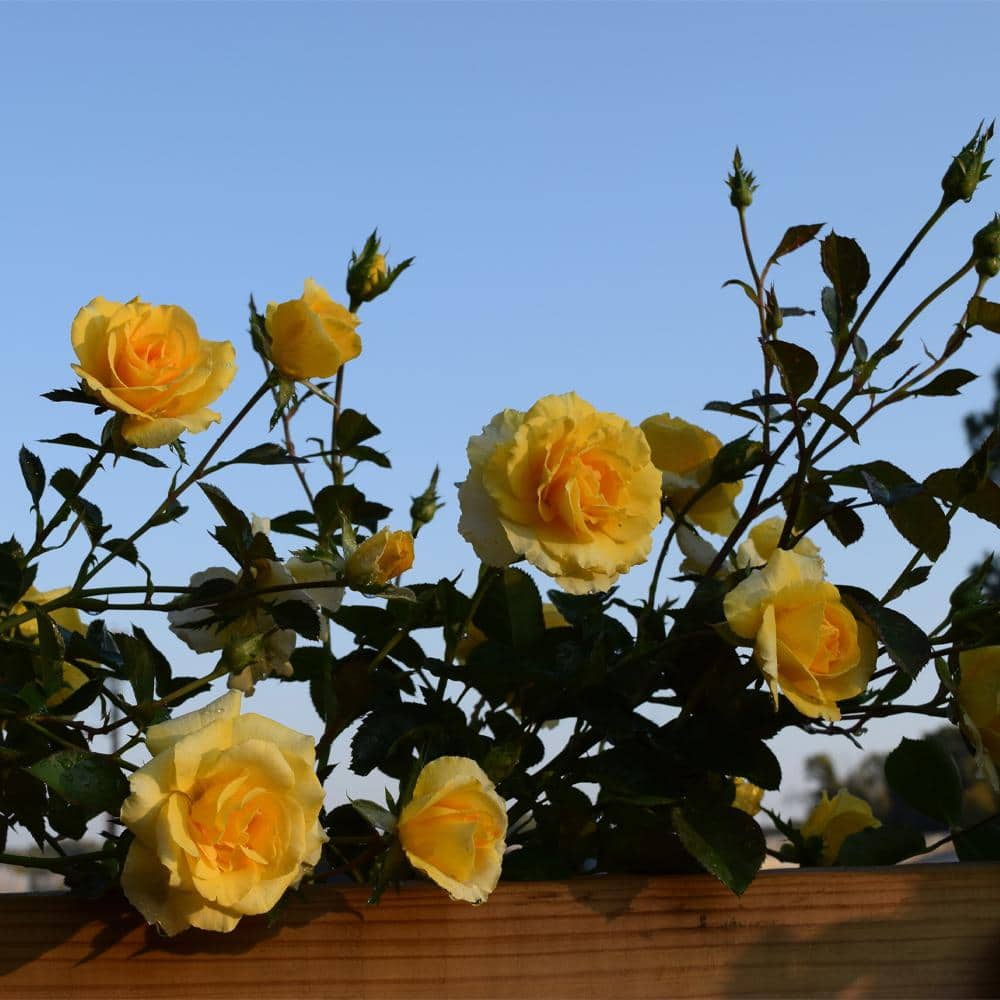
[{"left": 83, "top": 380, "right": 274, "bottom": 587}]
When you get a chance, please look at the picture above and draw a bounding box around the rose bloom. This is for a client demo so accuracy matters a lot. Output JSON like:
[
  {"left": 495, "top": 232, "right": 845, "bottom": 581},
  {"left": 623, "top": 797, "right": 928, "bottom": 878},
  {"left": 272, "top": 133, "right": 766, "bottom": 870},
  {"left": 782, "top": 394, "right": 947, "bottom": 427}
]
[
  {"left": 458, "top": 393, "right": 662, "bottom": 594},
  {"left": 120, "top": 691, "right": 326, "bottom": 935},
  {"left": 735, "top": 517, "right": 822, "bottom": 569},
  {"left": 345, "top": 527, "right": 414, "bottom": 588},
  {"left": 723, "top": 549, "right": 876, "bottom": 721},
  {"left": 801, "top": 789, "right": 880, "bottom": 865},
  {"left": 397, "top": 757, "right": 507, "bottom": 904},
  {"left": 958, "top": 646, "right": 1000, "bottom": 762},
  {"left": 640, "top": 413, "right": 742, "bottom": 535},
  {"left": 266, "top": 279, "right": 361, "bottom": 380},
  {"left": 72, "top": 297, "right": 236, "bottom": 448}
]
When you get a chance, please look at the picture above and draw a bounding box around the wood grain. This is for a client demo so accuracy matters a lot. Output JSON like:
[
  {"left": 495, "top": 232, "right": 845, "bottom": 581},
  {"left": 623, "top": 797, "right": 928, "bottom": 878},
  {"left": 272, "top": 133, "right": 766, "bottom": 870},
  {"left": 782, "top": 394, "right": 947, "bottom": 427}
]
[{"left": 1, "top": 864, "right": 999, "bottom": 998}]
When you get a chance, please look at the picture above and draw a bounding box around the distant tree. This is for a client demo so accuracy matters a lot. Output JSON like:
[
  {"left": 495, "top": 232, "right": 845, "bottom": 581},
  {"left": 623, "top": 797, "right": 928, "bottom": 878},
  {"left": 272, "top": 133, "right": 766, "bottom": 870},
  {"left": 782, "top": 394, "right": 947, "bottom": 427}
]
[{"left": 804, "top": 727, "right": 999, "bottom": 832}]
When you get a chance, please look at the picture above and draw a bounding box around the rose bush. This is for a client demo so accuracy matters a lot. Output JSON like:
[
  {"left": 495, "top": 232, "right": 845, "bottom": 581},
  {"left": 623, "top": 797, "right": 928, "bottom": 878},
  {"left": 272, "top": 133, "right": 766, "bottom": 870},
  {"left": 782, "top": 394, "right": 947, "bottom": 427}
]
[{"left": 5, "top": 136, "right": 1000, "bottom": 934}]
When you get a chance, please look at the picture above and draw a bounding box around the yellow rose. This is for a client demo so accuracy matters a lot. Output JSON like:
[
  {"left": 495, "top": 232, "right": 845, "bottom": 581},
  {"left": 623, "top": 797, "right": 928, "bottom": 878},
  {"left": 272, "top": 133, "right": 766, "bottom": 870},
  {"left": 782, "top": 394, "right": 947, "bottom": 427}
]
[
  {"left": 732, "top": 777, "right": 764, "bottom": 816},
  {"left": 723, "top": 549, "right": 876, "bottom": 721},
  {"left": 801, "top": 789, "right": 880, "bottom": 865},
  {"left": 458, "top": 393, "right": 662, "bottom": 595},
  {"left": 265, "top": 279, "right": 361, "bottom": 380},
  {"left": 120, "top": 691, "right": 326, "bottom": 935},
  {"left": 958, "top": 646, "right": 1000, "bottom": 762},
  {"left": 397, "top": 756, "right": 507, "bottom": 904},
  {"left": 345, "top": 527, "right": 415, "bottom": 588},
  {"left": 735, "top": 517, "right": 822, "bottom": 569},
  {"left": 72, "top": 297, "right": 236, "bottom": 448},
  {"left": 640, "top": 413, "right": 742, "bottom": 535}
]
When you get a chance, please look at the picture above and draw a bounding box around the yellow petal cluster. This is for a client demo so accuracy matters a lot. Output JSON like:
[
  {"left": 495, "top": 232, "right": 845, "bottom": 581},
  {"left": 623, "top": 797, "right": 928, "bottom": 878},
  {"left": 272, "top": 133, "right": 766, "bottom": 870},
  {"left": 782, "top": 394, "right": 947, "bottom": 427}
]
[
  {"left": 397, "top": 757, "right": 508, "bottom": 904},
  {"left": 266, "top": 279, "right": 361, "bottom": 380},
  {"left": 458, "top": 393, "right": 662, "bottom": 594},
  {"left": 723, "top": 549, "right": 876, "bottom": 721},
  {"left": 958, "top": 645, "right": 1000, "bottom": 762},
  {"left": 735, "top": 517, "right": 822, "bottom": 569},
  {"left": 732, "top": 777, "right": 764, "bottom": 816},
  {"left": 345, "top": 527, "right": 415, "bottom": 588},
  {"left": 120, "top": 691, "right": 326, "bottom": 936},
  {"left": 801, "top": 789, "right": 880, "bottom": 865},
  {"left": 640, "top": 413, "right": 742, "bottom": 535},
  {"left": 72, "top": 297, "right": 236, "bottom": 448}
]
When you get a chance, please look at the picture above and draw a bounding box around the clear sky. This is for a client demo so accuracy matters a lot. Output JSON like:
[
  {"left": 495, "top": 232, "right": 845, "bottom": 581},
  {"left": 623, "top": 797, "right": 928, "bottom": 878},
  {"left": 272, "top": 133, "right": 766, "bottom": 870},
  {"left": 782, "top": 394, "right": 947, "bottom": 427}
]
[{"left": 1, "top": 1, "right": 998, "bottom": 818}]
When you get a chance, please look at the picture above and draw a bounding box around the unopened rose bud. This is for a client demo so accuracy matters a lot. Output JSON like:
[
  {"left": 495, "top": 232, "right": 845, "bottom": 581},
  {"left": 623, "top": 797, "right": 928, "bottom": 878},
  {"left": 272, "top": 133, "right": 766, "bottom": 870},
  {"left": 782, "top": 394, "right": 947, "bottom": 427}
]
[
  {"left": 726, "top": 147, "right": 758, "bottom": 209},
  {"left": 977, "top": 255, "right": 1000, "bottom": 279},
  {"left": 345, "top": 527, "right": 415, "bottom": 588},
  {"left": 410, "top": 465, "right": 444, "bottom": 537},
  {"left": 764, "top": 286, "right": 783, "bottom": 334},
  {"left": 346, "top": 230, "right": 413, "bottom": 309},
  {"left": 941, "top": 120, "right": 994, "bottom": 206},
  {"left": 974, "top": 212, "right": 1000, "bottom": 258}
]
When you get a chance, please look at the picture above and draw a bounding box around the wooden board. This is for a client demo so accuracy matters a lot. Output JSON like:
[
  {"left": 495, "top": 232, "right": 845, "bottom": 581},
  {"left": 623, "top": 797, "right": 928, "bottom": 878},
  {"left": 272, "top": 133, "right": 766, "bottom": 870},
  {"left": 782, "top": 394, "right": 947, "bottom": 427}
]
[{"left": 2, "top": 864, "right": 999, "bottom": 998}]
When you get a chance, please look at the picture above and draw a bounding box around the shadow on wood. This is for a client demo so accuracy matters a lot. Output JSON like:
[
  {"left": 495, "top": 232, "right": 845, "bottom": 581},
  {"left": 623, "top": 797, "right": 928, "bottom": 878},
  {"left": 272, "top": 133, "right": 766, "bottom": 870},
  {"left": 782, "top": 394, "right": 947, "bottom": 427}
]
[{"left": 1, "top": 864, "right": 998, "bottom": 998}]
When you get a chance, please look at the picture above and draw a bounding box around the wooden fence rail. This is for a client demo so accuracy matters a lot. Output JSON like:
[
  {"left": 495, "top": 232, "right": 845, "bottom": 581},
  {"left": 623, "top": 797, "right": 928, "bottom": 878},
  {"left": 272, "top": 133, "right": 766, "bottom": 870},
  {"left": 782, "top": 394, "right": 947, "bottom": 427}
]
[{"left": 2, "top": 863, "right": 999, "bottom": 998}]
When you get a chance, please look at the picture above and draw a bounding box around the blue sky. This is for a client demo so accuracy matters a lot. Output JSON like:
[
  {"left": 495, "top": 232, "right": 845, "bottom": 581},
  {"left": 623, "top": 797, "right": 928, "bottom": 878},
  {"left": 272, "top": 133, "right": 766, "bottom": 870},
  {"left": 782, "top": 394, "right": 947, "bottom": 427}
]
[{"left": 1, "top": 2, "right": 998, "bottom": 815}]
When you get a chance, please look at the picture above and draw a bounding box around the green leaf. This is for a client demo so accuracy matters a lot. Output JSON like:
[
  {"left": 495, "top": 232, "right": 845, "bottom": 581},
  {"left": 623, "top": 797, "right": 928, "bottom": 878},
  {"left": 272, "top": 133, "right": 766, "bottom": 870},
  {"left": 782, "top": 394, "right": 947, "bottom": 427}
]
[
  {"left": 39, "top": 433, "right": 101, "bottom": 451},
  {"left": 709, "top": 435, "right": 763, "bottom": 484},
  {"left": 315, "top": 484, "right": 391, "bottom": 535},
  {"left": 831, "top": 462, "right": 949, "bottom": 559},
  {"left": 954, "top": 816, "right": 1000, "bottom": 861},
  {"left": 335, "top": 409, "right": 381, "bottom": 449},
  {"left": 18, "top": 447, "right": 45, "bottom": 506},
  {"left": 966, "top": 296, "right": 1000, "bottom": 333},
  {"left": 765, "top": 341, "right": 818, "bottom": 399},
  {"left": 270, "top": 599, "right": 322, "bottom": 640},
  {"left": 912, "top": 369, "right": 977, "bottom": 397},
  {"left": 200, "top": 483, "right": 253, "bottom": 562},
  {"left": 926, "top": 468, "right": 1000, "bottom": 530},
  {"left": 720, "top": 278, "right": 760, "bottom": 306},
  {"left": 672, "top": 801, "right": 764, "bottom": 895},
  {"left": 27, "top": 751, "right": 129, "bottom": 816},
  {"left": 350, "top": 799, "right": 396, "bottom": 832},
  {"left": 840, "top": 585, "right": 932, "bottom": 678},
  {"left": 224, "top": 443, "right": 307, "bottom": 467},
  {"left": 885, "top": 736, "right": 963, "bottom": 826},
  {"left": 473, "top": 568, "right": 545, "bottom": 649},
  {"left": 836, "top": 825, "right": 926, "bottom": 866},
  {"left": 820, "top": 232, "right": 870, "bottom": 323},
  {"left": 882, "top": 564, "right": 931, "bottom": 603},
  {"left": 115, "top": 626, "right": 174, "bottom": 703},
  {"left": 343, "top": 444, "right": 391, "bottom": 469},
  {"left": 149, "top": 498, "right": 188, "bottom": 528},
  {"left": 769, "top": 223, "right": 824, "bottom": 263},
  {"left": 798, "top": 398, "right": 859, "bottom": 443},
  {"left": 823, "top": 503, "right": 865, "bottom": 547},
  {"left": 50, "top": 468, "right": 106, "bottom": 544},
  {"left": 351, "top": 705, "right": 427, "bottom": 776}
]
